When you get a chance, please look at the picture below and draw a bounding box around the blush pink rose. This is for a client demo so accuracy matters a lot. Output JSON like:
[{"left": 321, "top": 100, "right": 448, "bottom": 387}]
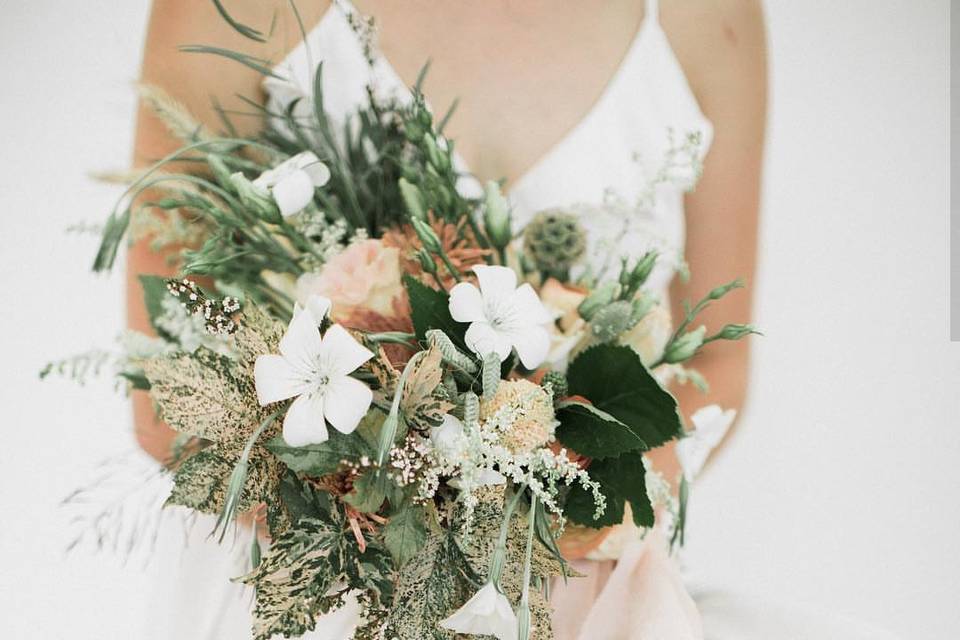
[{"left": 296, "top": 239, "right": 403, "bottom": 321}]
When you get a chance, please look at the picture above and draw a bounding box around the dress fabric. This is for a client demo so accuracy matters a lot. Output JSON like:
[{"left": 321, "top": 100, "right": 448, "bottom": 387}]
[{"left": 145, "top": 0, "right": 899, "bottom": 638}]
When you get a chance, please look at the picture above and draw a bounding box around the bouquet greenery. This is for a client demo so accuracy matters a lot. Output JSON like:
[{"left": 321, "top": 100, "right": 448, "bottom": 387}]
[{"left": 58, "top": 10, "right": 755, "bottom": 640}]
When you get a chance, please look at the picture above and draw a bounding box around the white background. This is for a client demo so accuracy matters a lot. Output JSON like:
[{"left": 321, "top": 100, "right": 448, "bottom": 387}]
[{"left": 0, "top": 1, "right": 954, "bottom": 638}]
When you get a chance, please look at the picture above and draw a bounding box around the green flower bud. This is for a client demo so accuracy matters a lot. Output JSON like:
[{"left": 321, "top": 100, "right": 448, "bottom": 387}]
[
  {"left": 411, "top": 217, "right": 442, "bottom": 254},
  {"left": 708, "top": 278, "right": 744, "bottom": 301},
  {"left": 578, "top": 281, "right": 621, "bottom": 320},
  {"left": 663, "top": 326, "right": 707, "bottom": 364},
  {"left": 590, "top": 300, "right": 635, "bottom": 343},
  {"left": 416, "top": 249, "right": 438, "bottom": 274},
  {"left": 630, "top": 295, "right": 657, "bottom": 325},
  {"left": 398, "top": 177, "right": 427, "bottom": 220},
  {"left": 229, "top": 172, "right": 281, "bottom": 223},
  {"left": 483, "top": 181, "right": 513, "bottom": 250},
  {"left": 423, "top": 135, "right": 449, "bottom": 171},
  {"left": 630, "top": 251, "right": 659, "bottom": 289},
  {"left": 712, "top": 323, "right": 759, "bottom": 341},
  {"left": 207, "top": 155, "right": 233, "bottom": 188}
]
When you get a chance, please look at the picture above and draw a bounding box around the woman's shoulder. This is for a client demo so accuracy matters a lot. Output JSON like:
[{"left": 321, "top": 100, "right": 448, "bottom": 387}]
[{"left": 659, "top": 0, "right": 767, "bottom": 115}]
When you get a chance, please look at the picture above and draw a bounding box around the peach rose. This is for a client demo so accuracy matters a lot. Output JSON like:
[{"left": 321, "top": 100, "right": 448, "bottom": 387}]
[
  {"left": 539, "top": 278, "right": 590, "bottom": 365},
  {"left": 296, "top": 239, "right": 403, "bottom": 321}
]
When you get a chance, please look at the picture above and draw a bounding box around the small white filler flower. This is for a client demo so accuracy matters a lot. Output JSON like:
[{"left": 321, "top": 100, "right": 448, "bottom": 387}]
[
  {"left": 439, "top": 582, "right": 519, "bottom": 640},
  {"left": 449, "top": 265, "right": 552, "bottom": 369},
  {"left": 676, "top": 404, "right": 737, "bottom": 482},
  {"left": 254, "top": 296, "right": 373, "bottom": 446},
  {"left": 253, "top": 150, "right": 331, "bottom": 217}
]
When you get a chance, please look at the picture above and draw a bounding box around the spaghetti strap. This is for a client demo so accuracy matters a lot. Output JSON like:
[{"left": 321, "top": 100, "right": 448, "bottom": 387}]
[{"left": 645, "top": 0, "right": 660, "bottom": 24}]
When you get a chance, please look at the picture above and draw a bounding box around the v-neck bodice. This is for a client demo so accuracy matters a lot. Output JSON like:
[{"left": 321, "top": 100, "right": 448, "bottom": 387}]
[{"left": 265, "top": 0, "right": 712, "bottom": 294}]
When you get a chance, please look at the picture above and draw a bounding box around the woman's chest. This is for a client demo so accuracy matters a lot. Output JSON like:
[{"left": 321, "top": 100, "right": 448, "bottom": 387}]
[{"left": 351, "top": 0, "right": 646, "bottom": 187}]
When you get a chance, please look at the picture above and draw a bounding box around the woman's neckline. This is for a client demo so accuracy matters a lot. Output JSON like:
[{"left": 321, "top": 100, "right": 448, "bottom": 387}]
[{"left": 288, "top": 0, "right": 657, "bottom": 197}]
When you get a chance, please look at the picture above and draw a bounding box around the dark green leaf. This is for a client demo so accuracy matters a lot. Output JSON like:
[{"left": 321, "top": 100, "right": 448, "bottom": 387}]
[
  {"left": 564, "top": 344, "right": 683, "bottom": 451},
  {"left": 565, "top": 451, "right": 653, "bottom": 528},
  {"left": 403, "top": 275, "right": 468, "bottom": 351},
  {"left": 555, "top": 401, "right": 647, "bottom": 459}
]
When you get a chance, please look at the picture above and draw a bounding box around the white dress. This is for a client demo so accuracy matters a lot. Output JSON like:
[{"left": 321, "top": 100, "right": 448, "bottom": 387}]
[{"left": 145, "top": 1, "right": 899, "bottom": 638}]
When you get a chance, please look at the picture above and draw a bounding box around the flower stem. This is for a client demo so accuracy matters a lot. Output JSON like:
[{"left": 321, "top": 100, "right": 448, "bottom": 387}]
[
  {"left": 517, "top": 493, "right": 538, "bottom": 640},
  {"left": 488, "top": 483, "right": 527, "bottom": 588}
]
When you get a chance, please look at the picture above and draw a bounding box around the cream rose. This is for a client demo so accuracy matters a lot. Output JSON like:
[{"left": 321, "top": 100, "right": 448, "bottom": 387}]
[
  {"left": 620, "top": 302, "right": 672, "bottom": 367},
  {"left": 296, "top": 239, "right": 403, "bottom": 321}
]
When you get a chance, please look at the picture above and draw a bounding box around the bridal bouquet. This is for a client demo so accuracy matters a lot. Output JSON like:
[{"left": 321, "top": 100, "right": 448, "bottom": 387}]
[{"left": 61, "top": 18, "right": 754, "bottom": 640}]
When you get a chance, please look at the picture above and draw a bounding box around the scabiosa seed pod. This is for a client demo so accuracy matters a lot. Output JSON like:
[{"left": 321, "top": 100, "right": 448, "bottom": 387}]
[
  {"left": 590, "top": 300, "right": 636, "bottom": 343},
  {"left": 540, "top": 370, "right": 568, "bottom": 400},
  {"left": 522, "top": 209, "right": 586, "bottom": 280}
]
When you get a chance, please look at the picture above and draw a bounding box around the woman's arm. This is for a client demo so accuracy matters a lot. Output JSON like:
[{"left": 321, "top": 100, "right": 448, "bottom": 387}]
[
  {"left": 648, "top": 0, "right": 767, "bottom": 481},
  {"left": 129, "top": 0, "right": 327, "bottom": 461}
]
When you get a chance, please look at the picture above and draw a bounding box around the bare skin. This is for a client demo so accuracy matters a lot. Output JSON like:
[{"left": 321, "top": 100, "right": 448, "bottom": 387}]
[{"left": 130, "top": 0, "right": 766, "bottom": 490}]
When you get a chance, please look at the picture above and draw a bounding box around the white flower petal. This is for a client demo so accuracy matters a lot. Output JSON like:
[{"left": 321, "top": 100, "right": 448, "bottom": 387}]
[
  {"left": 323, "top": 376, "right": 373, "bottom": 434},
  {"left": 509, "top": 324, "right": 551, "bottom": 370},
  {"left": 440, "top": 583, "right": 518, "bottom": 640},
  {"left": 290, "top": 151, "right": 319, "bottom": 169},
  {"left": 448, "top": 282, "right": 486, "bottom": 323},
  {"left": 254, "top": 354, "right": 308, "bottom": 405},
  {"left": 509, "top": 283, "right": 553, "bottom": 325},
  {"left": 319, "top": 324, "right": 374, "bottom": 377},
  {"left": 305, "top": 294, "right": 332, "bottom": 325},
  {"left": 279, "top": 308, "right": 323, "bottom": 372},
  {"left": 473, "top": 265, "right": 517, "bottom": 304},
  {"left": 465, "top": 321, "right": 512, "bottom": 362},
  {"left": 272, "top": 169, "right": 316, "bottom": 217},
  {"left": 691, "top": 405, "right": 736, "bottom": 448},
  {"left": 303, "top": 159, "right": 331, "bottom": 187},
  {"left": 283, "top": 392, "right": 328, "bottom": 446}
]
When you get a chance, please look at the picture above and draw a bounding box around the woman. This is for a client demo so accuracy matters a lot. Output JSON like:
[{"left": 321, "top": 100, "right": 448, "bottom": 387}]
[{"left": 129, "top": 1, "right": 880, "bottom": 638}]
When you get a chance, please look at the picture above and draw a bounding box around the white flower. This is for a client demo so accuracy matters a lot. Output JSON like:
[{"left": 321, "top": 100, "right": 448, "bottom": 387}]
[
  {"left": 440, "top": 582, "right": 518, "bottom": 640},
  {"left": 254, "top": 296, "right": 373, "bottom": 446},
  {"left": 253, "top": 151, "right": 331, "bottom": 217},
  {"left": 676, "top": 405, "right": 737, "bottom": 482},
  {"left": 449, "top": 265, "right": 552, "bottom": 369}
]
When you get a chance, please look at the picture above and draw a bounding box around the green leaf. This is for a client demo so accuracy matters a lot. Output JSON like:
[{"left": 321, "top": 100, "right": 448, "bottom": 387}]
[
  {"left": 383, "top": 505, "right": 428, "bottom": 566},
  {"left": 563, "top": 344, "right": 683, "bottom": 452},
  {"left": 403, "top": 275, "right": 467, "bottom": 351},
  {"left": 139, "top": 275, "right": 175, "bottom": 341},
  {"left": 343, "top": 471, "right": 386, "bottom": 514},
  {"left": 565, "top": 451, "right": 653, "bottom": 528},
  {"left": 265, "top": 430, "right": 370, "bottom": 476},
  {"left": 555, "top": 401, "right": 648, "bottom": 459}
]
